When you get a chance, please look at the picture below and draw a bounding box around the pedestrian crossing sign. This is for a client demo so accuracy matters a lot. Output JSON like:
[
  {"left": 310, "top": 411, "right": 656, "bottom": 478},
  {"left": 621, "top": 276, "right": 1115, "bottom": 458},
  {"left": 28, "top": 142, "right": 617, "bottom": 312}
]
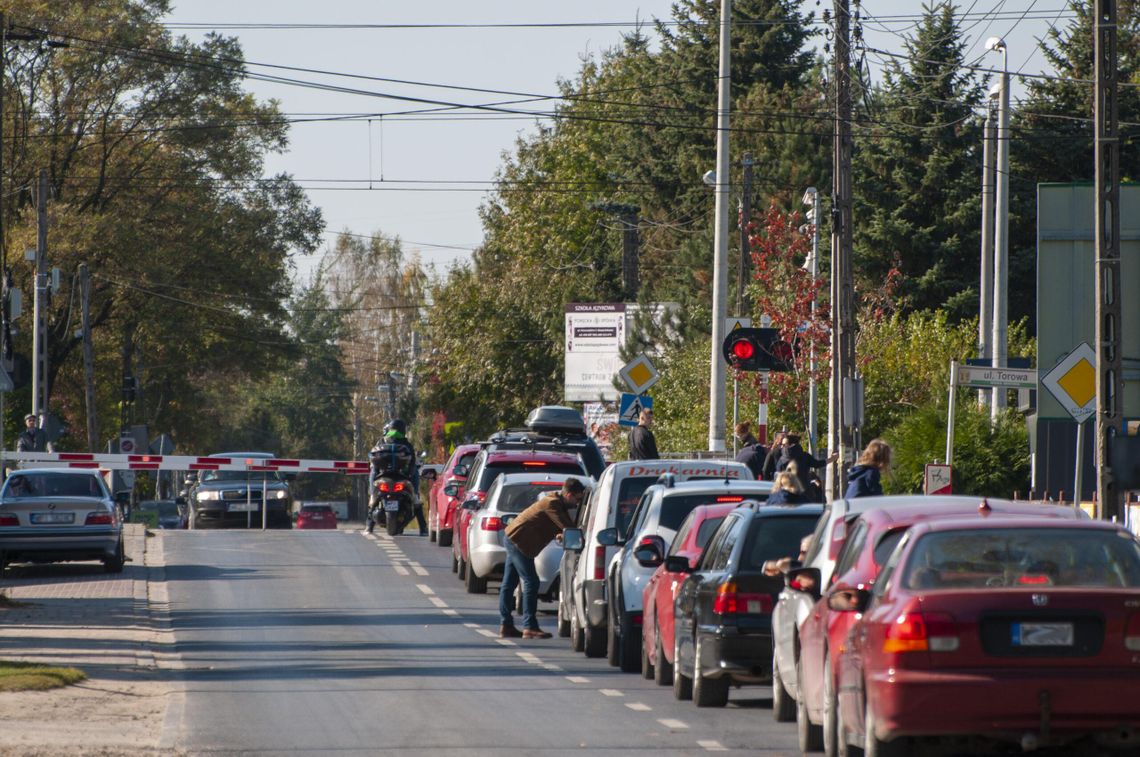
[{"left": 618, "top": 393, "right": 653, "bottom": 427}]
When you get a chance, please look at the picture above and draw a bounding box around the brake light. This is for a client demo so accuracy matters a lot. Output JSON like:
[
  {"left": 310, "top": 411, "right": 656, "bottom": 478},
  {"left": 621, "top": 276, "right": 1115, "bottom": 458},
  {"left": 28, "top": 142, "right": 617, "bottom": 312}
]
[
  {"left": 715, "top": 496, "right": 745, "bottom": 503},
  {"left": 480, "top": 516, "right": 504, "bottom": 531},
  {"left": 631, "top": 612, "right": 643, "bottom": 626},
  {"left": 530, "top": 481, "right": 561, "bottom": 486},
  {"left": 1017, "top": 575, "right": 1051, "bottom": 585},
  {"left": 1125, "top": 614, "right": 1140, "bottom": 651},
  {"left": 377, "top": 481, "right": 407, "bottom": 493},
  {"left": 714, "top": 582, "right": 738, "bottom": 614},
  {"left": 883, "top": 612, "right": 958, "bottom": 653},
  {"left": 829, "top": 518, "right": 847, "bottom": 559},
  {"left": 593, "top": 545, "right": 606, "bottom": 581},
  {"left": 85, "top": 512, "right": 114, "bottom": 526},
  {"left": 522, "top": 462, "right": 547, "bottom": 467},
  {"left": 712, "top": 582, "right": 775, "bottom": 615},
  {"left": 0, "top": 514, "right": 17, "bottom": 526}
]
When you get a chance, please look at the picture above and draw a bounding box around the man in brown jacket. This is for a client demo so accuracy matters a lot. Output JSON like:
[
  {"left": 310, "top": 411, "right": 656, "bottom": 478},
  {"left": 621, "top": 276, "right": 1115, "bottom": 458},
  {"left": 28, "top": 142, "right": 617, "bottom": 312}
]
[{"left": 499, "top": 477, "right": 586, "bottom": 638}]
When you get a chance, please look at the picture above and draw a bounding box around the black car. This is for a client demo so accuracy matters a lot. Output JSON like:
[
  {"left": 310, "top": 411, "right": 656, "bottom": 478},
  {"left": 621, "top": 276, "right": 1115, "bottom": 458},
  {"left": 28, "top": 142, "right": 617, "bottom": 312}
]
[
  {"left": 482, "top": 405, "right": 605, "bottom": 479},
  {"left": 180, "top": 453, "right": 293, "bottom": 529},
  {"left": 669, "top": 502, "right": 823, "bottom": 707}
]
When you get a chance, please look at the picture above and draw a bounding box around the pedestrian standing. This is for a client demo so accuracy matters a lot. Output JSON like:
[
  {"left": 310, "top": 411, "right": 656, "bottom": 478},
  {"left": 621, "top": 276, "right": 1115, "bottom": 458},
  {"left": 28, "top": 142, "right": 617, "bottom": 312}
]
[
  {"left": 734, "top": 422, "right": 767, "bottom": 479},
  {"left": 777, "top": 433, "right": 837, "bottom": 501},
  {"left": 845, "top": 439, "right": 892, "bottom": 498},
  {"left": 628, "top": 408, "right": 659, "bottom": 460},
  {"left": 16, "top": 414, "right": 46, "bottom": 452},
  {"left": 500, "top": 477, "right": 586, "bottom": 638},
  {"left": 734, "top": 422, "right": 759, "bottom": 448},
  {"left": 765, "top": 470, "right": 807, "bottom": 505},
  {"left": 760, "top": 431, "right": 787, "bottom": 480}
]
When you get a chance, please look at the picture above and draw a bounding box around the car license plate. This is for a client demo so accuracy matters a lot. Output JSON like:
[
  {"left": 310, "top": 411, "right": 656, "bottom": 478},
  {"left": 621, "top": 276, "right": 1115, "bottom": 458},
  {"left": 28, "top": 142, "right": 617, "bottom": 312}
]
[
  {"left": 383, "top": 500, "right": 401, "bottom": 512},
  {"left": 1012, "top": 622, "right": 1074, "bottom": 647},
  {"left": 30, "top": 512, "right": 75, "bottom": 524},
  {"left": 228, "top": 502, "right": 258, "bottom": 512},
  {"left": 746, "top": 600, "right": 764, "bottom": 613}
]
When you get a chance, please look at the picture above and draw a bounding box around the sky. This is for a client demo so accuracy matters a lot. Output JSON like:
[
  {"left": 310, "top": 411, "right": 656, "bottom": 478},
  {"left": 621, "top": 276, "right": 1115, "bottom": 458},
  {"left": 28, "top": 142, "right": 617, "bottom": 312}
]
[{"left": 160, "top": 1, "right": 1074, "bottom": 282}]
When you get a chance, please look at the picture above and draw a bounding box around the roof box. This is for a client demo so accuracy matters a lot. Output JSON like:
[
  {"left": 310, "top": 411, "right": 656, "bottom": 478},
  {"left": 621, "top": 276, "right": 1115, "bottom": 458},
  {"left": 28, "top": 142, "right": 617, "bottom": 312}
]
[{"left": 525, "top": 405, "right": 585, "bottom": 435}]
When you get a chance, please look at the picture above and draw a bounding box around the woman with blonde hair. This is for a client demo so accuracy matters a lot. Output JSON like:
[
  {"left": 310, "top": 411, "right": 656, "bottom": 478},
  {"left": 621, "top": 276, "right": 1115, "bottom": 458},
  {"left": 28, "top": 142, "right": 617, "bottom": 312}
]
[
  {"left": 766, "top": 468, "right": 806, "bottom": 505},
  {"left": 845, "top": 439, "right": 892, "bottom": 498}
]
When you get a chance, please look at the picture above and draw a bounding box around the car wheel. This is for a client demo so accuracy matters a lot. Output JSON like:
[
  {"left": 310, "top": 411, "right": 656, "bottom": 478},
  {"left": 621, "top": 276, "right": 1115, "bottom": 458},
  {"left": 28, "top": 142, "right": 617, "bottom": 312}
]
[
  {"left": 457, "top": 557, "right": 467, "bottom": 581},
  {"left": 438, "top": 529, "right": 452, "bottom": 547},
  {"left": 450, "top": 551, "right": 459, "bottom": 573},
  {"left": 619, "top": 605, "right": 641, "bottom": 674},
  {"left": 864, "top": 698, "right": 908, "bottom": 757},
  {"left": 653, "top": 627, "right": 673, "bottom": 686},
  {"left": 0, "top": 550, "right": 7, "bottom": 577},
  {"left": 672, "top": 632, "right": 692, "bottom": 701},
  {"left": 692, "top": 634, "right": 729, "bottom": 707},
  {"left": 465, "top": 563, "right": 487, "bottom": 594},
  {"left": 797, "top": 654, "right": 824, "bottom": 752},
  {"left": 772, "top": 654, "right": 796, "bottom": 722},
  {"left": 583, "top": 622, "right": 607, "bottom": 658},
  {"left": 557, "top": 594, "right": 571, "bottom": 638},
  {"left": 103, "top": 539, "right": 125, "bottom": 574},
  {"left": 606, "top": 597, "right": 621, "bottom": 667},
  {"left": 570, "top": 607, "right": 585, "bottom": 652},
  {"left": 823, "top": 653, "right": 839, "bottom": 757},
  {"left": 429, "top": 523, "right": 437, "bottom": 542},
  {"left": 640, "top": 633, "right": 654, "bottom": 680}
]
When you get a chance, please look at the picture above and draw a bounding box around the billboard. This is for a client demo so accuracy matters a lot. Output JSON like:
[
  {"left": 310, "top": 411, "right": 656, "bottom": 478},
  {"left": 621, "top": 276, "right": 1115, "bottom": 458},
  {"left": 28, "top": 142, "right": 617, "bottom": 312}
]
[{"left": 564, "top": 303, "right": 626, "bottom": 401}]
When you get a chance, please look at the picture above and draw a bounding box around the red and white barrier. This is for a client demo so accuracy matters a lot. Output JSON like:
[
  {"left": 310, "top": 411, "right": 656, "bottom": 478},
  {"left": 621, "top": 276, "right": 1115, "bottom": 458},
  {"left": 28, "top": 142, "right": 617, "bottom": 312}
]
[{"left": 1, "top": 451, "right": 371, "bottom": 475}]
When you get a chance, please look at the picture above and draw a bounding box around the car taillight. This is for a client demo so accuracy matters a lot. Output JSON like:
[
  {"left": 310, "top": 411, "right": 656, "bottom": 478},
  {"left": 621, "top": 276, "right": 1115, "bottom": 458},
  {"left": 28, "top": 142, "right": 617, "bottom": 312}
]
[
  {"left": 477, "top": 491, "right": 487, "bottom": 502},
  {"left": 85, "top": 512, "right": 114, "bottom": 526},
  {"left": 480, "top": 516, "right": 504, "bottom": 531},
  {"left": 522, "top": 462, "right": 547, "bottom": 467},
  {"left": 631, "top": 612, "right": 643, "bottom": 626},
  {"left": 715, "top": 496, "right": 744, "bottom": 503},
  {"left": 713, "top": 582, "right": 775, "bottom": 615},
  {"left": 883, "top": 612, "right": 958, "bottom": 653},
  {"left": 828, "top": 519, "right": 847, "bottom": 559},
  {"left": 593, "top": 545, "right": 606, "bottom": 581},
  {"left": 0, "top": 514, "right": 17, "bottom": 526},
  {"left": 1126, "top": 614, "right": 1140, "bottom": 651},
  {"left": 1017, "top": 575, "right": 1051, "bottom": 585}
]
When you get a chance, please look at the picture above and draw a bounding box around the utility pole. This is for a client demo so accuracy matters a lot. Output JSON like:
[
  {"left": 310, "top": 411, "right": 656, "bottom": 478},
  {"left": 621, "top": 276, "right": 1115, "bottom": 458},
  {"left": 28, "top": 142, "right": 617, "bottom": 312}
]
[
  {"left": 707, "top": 0, "right": 732, "bottom": 454},
  {"left": 31, "top": 170, "right": 48, "bottom": 418},
  {"left": 829, "top": 0, "right": 856, "bottom": 498},
  {"left": 988, "top": 37, "right": 1011, "bottom": 419},
  {"left": 803, "top": 187, "right": 821, "bottom": 454},
  {"left": 1094, "top": 0, "right": 1123, "bottom": 522},
  {"left": 621, "top": 208, "right": 639, "bottom": 301},
  {"left": 978, "top": 103, "right": 996, "bottom": 407},
  {"left": 737, "top": 153, "right": 753, "bottom": 315},
  {"left": 80, "top": 264, "right": 97, "bottom": 451}
]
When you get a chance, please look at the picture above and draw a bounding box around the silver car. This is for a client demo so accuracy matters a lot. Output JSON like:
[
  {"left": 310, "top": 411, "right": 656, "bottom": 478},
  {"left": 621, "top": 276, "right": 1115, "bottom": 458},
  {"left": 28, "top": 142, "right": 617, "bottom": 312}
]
[
  {"left": 463, "top": 472, "right": 592, "bottom": 595},
  {"left": 0, "top": 469, "right": 126, "bottom": 574}
]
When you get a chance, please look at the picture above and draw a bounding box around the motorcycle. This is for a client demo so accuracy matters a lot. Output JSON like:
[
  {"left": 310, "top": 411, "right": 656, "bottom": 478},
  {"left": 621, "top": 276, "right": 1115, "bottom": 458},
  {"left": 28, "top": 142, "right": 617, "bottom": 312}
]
[{"left": 366, "top": 443, "right": 416, "bottom": 536}]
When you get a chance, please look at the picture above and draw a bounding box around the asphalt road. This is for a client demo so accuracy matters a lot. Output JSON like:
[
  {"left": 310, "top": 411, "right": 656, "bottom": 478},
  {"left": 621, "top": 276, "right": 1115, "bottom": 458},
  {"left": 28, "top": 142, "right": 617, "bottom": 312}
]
[{"left": 157, "top": 526, "right": 801, "bottom": 756}]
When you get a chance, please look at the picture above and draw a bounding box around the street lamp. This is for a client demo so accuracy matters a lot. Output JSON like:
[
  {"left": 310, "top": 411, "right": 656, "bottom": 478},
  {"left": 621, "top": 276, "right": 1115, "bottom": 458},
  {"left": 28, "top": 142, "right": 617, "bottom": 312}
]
[
  {"left": 802, "top": 187, "right": 821, "bottom": 455},
  {"left": 986, "top": 36, "right": 1010, "bottom": 421}
]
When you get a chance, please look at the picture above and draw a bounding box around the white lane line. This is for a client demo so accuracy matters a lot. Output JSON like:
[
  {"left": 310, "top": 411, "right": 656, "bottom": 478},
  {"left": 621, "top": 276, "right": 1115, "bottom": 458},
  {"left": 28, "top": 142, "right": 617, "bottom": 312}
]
[
  {"left": 625, "top": 702, "right": 651, "bottom": 712},
  {"left": 392, "top": 565, "right": 410, "bottom": 576},
  {"left": 516, "top": 652, "right": 541, "bottom": 663},
  {"left": 416, "top": 584, "right": 435, "bottom": 595},
  {"left": 542, "top": 664, "right": 563, "bottom": 672},
  {"left": 598, "top": 689, "right": 623, "bottom": 697},
  {"left": 495, "top": 638, "right": 516, "bottom": 646},
  {"left": 565, "top": 676, "right": 590, "bottom": 684},
  {"left": 476, "top": 629, "right": 498, "bottom": 638},
  {"left": 463, "top": 622, "right": 480, "bottom": 629},
  {"left": 697, "top": 740, "right": 727, "bottom": 751},
  {"left": 428, "top": 597, "right": 448, "bottom": 608},
  {"left": 442, "top": 609, "right": 459, "bottom": 617},
  {"left": 411, "top": 565, "right": 429, "bottom": 576},
  {"left": 658, "top": 719, "right": 689, "bottom": 730}
]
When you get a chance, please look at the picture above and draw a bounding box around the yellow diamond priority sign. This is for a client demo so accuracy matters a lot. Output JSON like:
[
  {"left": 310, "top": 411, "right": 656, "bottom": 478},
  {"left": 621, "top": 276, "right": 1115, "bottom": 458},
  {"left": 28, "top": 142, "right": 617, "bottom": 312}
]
[
  {"left": 619, "top": 354, "right": 660, "bottom": 395},
  {"left": 1041, "top": 343, "right": 1098, "bottom": 424}
]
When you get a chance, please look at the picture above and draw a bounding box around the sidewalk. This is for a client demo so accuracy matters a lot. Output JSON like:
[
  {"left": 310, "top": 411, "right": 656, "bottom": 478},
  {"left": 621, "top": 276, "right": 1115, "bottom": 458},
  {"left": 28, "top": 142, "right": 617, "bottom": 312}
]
[{"left": 0, "top": 523, "right": 175, "bottom": 756}]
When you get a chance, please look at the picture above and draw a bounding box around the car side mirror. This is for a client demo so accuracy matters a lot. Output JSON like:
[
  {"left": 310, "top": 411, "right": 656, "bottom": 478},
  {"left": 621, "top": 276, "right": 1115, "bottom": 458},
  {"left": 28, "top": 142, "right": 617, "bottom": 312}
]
[
  {"left": 664, "top": 555, "right": 692, "bottom": 574},
  {"left": 443, "top": 483, "right": 461, "bottom": 498},
  {"left": 827, "top": 583, "right": 871, "bottom": 613},
  {"left": 562, "top": 527, "right": 584, "bottom": 552},
  {"left": 785, "top": 567, "right": 822, "bottom": 600},
  {"left": 596, "top": 527, "right": 620, "bottom": 547},
  {"left": 462, "top": 497, "right": 480, "bottom": 511},
  {"left": 453, "top": 464, "right": 468, "bottom": 478},
  {"left": 633, "top": 536, "right": 666, "bottom": 568}
]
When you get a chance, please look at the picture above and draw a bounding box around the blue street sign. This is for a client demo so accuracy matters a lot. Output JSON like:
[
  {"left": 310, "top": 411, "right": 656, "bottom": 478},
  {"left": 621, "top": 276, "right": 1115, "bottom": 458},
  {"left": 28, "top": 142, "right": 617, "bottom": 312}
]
[{"left": 618, "top": 393, "right": 653, "bottom": 427}]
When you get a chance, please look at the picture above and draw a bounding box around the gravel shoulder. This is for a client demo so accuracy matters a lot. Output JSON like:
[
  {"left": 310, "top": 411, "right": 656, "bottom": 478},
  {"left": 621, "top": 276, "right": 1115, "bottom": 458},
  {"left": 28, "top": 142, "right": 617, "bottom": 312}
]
[{"left": 0, "top": 525, "right": 181, "bottom": 756}]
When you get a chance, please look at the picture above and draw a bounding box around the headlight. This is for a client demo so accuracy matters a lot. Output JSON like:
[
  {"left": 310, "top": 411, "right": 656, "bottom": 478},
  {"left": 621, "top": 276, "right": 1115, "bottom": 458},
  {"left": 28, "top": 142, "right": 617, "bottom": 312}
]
[
  {"left": 274, "top": 490, "right": 288, "bottom": 500},
  {"left": 196, "top": 491, "right": 221, "bottom": 501}
]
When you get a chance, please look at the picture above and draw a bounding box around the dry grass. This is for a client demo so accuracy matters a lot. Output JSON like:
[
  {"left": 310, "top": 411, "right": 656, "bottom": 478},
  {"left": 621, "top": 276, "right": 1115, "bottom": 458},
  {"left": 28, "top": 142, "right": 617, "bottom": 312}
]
[{"left": 0, "top": 660, "right": 87, "bottom": 691}]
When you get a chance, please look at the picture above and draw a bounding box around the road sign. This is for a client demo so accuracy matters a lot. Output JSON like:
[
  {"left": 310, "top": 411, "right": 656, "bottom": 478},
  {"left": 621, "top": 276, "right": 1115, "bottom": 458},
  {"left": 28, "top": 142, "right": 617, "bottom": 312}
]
[
  {"left": 724, "top": 317, "right": 751, "bottom": 333},
  {"left": 618, "top": 393, "right": 653, "bottom": 427},
  {"left": 118, "top": 433, "right": 137, "bottom": 454},
  {"left": 954, "top": 365, "right": 1037, "bottom": 389},
  {"left": 619, "top": 354, "right": 659, "bottom": 394},
  {"left": 924, "top": 463, "right": 953, "bottom": 495},
  {"left": 1041, "top": 342, "right": 1097, "bottom": 424}
]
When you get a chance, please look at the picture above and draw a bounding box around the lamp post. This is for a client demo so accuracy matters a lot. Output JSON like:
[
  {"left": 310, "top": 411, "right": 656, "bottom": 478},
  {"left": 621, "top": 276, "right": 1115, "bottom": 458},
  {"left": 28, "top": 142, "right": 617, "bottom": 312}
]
[
  {"left": 986, "top": 36, "right": 1010, "bottom": 421},
  {"left": 802, "top": 187, "right": 821, "bottom": 454},
  {"left": 707, "top": 0, "right": 732, "bottom": 454}
]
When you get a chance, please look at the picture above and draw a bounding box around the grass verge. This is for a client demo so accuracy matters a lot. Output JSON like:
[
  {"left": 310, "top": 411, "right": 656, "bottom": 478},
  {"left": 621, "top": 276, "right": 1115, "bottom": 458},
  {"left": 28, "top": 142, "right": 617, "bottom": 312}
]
[{"left": 0, "top": 660, "right": 87, "bottom": 691}]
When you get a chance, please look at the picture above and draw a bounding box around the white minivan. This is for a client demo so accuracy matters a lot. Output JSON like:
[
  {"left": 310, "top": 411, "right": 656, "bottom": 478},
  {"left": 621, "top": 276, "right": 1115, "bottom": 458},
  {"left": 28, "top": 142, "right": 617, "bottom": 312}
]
[{"left": 559, "top": 459, "right": 753, "bottom": 658}]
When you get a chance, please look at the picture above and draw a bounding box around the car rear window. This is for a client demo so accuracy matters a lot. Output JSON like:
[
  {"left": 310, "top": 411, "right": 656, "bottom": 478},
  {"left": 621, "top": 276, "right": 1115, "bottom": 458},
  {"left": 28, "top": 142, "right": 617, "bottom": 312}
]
[
  {"left": 302, "top": 505, "right": 333, "bottom": 514},
  {"left": 456, "top": 452, "right": 478, "bottom": 472},
  {"left": 477, "top": 462, "right": 584, "bottom": 492},
  {"left": 695, "top": 516, "right": 728, "bottom": 550},
  {"left": 494, "top": 483, "right": 564, "bottom": 513},
  {"left": 659, "top": 493, "right": 768, "bottom": 532},
  {"left": 902, "top": 528, "right": 1140, "bottom": 590},
  {"left": 615, "top": 477, "right": 659, "bottom": 534},
  {"left": 740, "top": 515, "right": 820, "bottom": 570},
  {"left": 5, "top": 473, "right": 106, "bottom": 498}
]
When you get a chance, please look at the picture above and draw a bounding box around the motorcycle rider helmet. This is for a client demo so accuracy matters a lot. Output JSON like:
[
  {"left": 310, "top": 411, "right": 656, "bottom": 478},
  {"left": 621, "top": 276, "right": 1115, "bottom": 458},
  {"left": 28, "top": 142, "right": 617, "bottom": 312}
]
[{"left": 383, "top": 418, "right": 407, "bottom": 436}]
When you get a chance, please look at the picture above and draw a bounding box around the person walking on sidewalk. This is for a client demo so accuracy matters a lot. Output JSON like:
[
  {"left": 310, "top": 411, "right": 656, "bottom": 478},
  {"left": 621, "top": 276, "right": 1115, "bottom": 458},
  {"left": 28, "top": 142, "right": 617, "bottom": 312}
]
[
  {"left": 499, "top": 477, "right": 586, "bottom": 638},
  {"left": 628, "top": 408, "right": 659, "bottom": 460},
  {"left": 845, "top": 439, "right": 892, "bottom": 498}
]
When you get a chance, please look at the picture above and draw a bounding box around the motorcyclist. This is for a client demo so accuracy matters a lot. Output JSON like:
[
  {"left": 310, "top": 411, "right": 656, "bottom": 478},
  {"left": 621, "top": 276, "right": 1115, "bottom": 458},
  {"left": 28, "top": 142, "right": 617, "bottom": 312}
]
[{"left": 368, "top": 419, "right": 426, "bottom": 535}]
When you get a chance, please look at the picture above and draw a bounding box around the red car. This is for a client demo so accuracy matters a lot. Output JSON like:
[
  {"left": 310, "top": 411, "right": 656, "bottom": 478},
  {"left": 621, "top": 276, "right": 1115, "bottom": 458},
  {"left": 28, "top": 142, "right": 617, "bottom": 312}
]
[
  {"left": 295, "top": 503, "right": 338, "bottom": 530},
  {"left": 791, "top": 499, "right": 1086, "bottom": 755},
  {"left": 450, "top": 449, "right": 587, "bottom": 581},
  {"left": 429, "top": 444, "right": 480, "bottom": 547},
  {"left": 640, "top": 502, "right": 739, "bottom": 686},
  {"left": 832, "top": 515, "right": 1140, "bottom": 756}
]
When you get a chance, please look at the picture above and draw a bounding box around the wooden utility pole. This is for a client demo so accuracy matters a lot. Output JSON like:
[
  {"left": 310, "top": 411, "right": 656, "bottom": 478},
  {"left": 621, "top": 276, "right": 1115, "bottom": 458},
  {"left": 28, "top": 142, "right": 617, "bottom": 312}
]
[
  {"left": 1095, "top": 0, "right": 1123, "bottom": 521},
  {"left": 80, "top": 263, "right": 97, "bottom": 451},
  {"left": 737, "top": 153, "right": 753, "bottom": 315},
  {"left": 620, "top": 207, "right": 640, "bottom": 301}
]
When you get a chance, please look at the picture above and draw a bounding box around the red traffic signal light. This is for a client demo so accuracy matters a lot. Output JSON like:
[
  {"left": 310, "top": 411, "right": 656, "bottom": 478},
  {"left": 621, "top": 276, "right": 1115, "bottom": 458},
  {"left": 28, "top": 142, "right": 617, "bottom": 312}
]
[{"left": 721, "top": 327, "right": 796, "bottom": 372}]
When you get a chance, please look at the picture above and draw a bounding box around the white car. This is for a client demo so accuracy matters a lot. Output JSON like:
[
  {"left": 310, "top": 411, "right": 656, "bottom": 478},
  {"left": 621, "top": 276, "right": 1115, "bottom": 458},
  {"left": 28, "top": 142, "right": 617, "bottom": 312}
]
[{"left": 463, "top": 472, "right": 592, "bottom": 595}]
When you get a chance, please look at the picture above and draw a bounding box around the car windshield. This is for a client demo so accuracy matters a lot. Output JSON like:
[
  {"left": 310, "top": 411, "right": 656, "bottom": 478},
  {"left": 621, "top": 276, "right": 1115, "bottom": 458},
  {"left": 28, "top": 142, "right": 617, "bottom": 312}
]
[
  {"left": 494, "top": 483, "right": 564, "bottom": 513},
  {"left": 5, "top": 473, "right": 106, "bottom": 498},
  {"left": 740, "top": 515, "right": 820, "bottom": 570},
  {"left": 659, "top": 493, "right": 768, "bottom": 532},
  {"left": 201, "top": 470, "right": 284, "bottom": 483},
  {"left": 476, "top": 462, "right": 583, "bottom": 491},
  {"left": 902, "top": 528, "right": 1140, "bottom": 590}
]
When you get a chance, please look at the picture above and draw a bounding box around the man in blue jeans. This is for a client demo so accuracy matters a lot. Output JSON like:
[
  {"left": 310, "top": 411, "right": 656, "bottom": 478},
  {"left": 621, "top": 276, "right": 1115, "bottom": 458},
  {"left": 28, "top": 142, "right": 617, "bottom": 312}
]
[{"left": 499, "top": 477, "right": 585, "bottom": 638}]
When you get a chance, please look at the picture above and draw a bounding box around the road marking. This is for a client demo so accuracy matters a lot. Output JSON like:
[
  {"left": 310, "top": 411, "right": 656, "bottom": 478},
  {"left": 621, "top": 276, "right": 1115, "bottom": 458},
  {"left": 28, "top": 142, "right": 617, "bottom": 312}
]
[
  {"left": 428, "top": 597, "right": 447, "bottom": 608},
  {"left": 565, "top": 676, "right": 590, "bottom": 684},
  {"left": 463, "top": 622, "right": 480, "bottom": 629},
  {"left": 411, "top": 565, "right": 429, "bottom": 576},
  {"left": 697, "top": 740, "right": 727, "bottom": 751},
  {"left": 598, "top": 689, "right": 623, "bottom": 697},
  {"left": 416, "top": 584, "right": 434, "bottom": 595},
  {"left": 392, "top": 565, "right": 409, "bottom": 576},
  {"left": 658, "top": 719, "right": 689, "bottom": 730},
  {"left": 442, "top": 608, "right": 459, "bottom": 617},
  {"left": 515, "top": 652, "right": 541, "bottom": 664},
  {"left": 495, "top": 638, "right": 516, "bottom": 646},
  {"left": 542, "top": 664, "right": 563, "bottom": 672},
  {"left": 625, "top": 702, "right": 651, "bottom": 712},
  {"left": 476, "top": 629, "right": 498, "bottom": 638}
]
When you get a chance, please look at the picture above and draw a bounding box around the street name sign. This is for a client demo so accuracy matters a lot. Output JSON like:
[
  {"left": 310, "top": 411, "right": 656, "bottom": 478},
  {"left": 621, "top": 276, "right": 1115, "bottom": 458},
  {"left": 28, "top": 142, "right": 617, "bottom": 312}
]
[{"left": 955, "top": 365, "right": 1037, "bottom": 390}]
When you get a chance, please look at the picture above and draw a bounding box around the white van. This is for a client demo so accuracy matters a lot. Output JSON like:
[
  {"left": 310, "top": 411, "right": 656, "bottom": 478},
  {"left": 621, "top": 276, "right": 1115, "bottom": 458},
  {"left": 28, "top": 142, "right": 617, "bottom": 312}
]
[{"left": 559, "top": 459, "right": 753, "bottom": 658}]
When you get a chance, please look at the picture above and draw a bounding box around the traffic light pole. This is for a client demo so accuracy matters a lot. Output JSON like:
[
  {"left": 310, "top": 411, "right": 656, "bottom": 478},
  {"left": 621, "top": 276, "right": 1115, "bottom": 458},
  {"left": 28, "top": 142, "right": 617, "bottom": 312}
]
[{"left": 707, "top": 0, "right": 732, "bottom": 454}]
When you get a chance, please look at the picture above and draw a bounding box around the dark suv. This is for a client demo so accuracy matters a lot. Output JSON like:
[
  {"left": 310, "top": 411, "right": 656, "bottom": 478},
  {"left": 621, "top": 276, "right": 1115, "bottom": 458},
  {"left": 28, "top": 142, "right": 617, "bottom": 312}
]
[
  {"left": 483, "top": 405, "right": 605, "bottom": 479},
  {"left": 181, "top": 452, "right": 293, "bottom": 529}
]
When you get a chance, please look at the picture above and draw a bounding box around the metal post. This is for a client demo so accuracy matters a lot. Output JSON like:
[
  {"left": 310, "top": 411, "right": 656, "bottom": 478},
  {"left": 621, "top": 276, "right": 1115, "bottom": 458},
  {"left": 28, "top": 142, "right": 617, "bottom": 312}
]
[
  {"left": 806, "top": 188, "right": 821, "bottom": 454},
  {"left": 707, "top": 0, "right": 731, "bottom": 454},
  {"left": 80, "top": 263, "right": 97, "bottom": 451},
  {"left": 1074, "top": 421, "right": 1085, "bottom": 509},
  {"left": 990, "top": 41, "right": 1010, "bottom": 420},
  {"left": 979, "top": 106, "right": 996, "bottom": 407},
  {"left": 32, "top": 170, "right": 48, "bottom": 417},
  {"left": 732, "top": 377, "right": 739, "bottom": 455},
  {"left": 622, "top": 209, "right": 640, "bottom": 301},
  {"left": 946, "top": 361, "right": 958, "bottom": 466},
  {"left": 1094, "top": 0, "right": 1123, "bottom": 522},
  {"left": 262, "top": 473, "right": 268, "bottom": 531}
]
